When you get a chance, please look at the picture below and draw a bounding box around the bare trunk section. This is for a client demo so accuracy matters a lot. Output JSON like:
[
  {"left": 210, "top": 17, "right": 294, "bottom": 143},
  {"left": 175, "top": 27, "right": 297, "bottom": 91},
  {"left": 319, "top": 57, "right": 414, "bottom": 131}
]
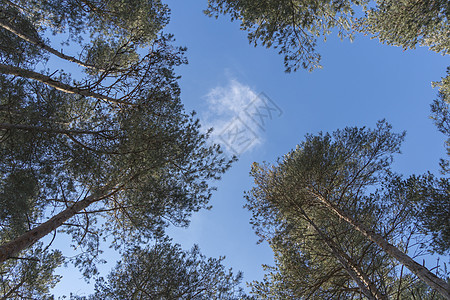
[
  {"left": 0, "top": 186, "right": 118, "bottom": 263},
  {"left": 0, "top": 63, "right": 132, "bottom": 106},
  {"left": 296, "top": 204, "right": 387, "bottom": 300},
  {"left": 313, "top": 193, "right": 450, "bottom": 299}
]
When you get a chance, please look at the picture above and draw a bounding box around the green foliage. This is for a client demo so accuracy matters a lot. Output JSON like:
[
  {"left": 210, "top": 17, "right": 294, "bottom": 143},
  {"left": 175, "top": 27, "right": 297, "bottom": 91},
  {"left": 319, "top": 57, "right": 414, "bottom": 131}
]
[
  {"left": 419, "top": 176, "right": 450, "bottom": 254},
  {"left": 10, "top": 0, "right": 170, "bottom": 46},
  {"left": 249, "top": 232, "right": 395, "bottom": 299},
  {"left": 431, "top": 67, "right": 450, "bottom": 174},
  {"left": 206, "top": 0, "right": 449, "bottom": 72},
  {"left": 358, "top": 0, "right": 450, "bottom": 55},
  {"left": 0, "top": 4, "right": 44, "bottom": 66},
  {"left": 0, "top": 169, "right": 39, "bottom": 240},
  {"left": 0, "top": 243, "right": 63, "bottom": 299},
  {"left": 396, "top": 174, "right": 450, "bottom": 255},
  {"left": 205, "top": 0, "right": 367, "bottom": 72},
  {"left": 73, "top": 239, "right": 247, "bottom": 300},
  {"left": 0, "top": 0, "right": 233, "bottom": 289},
  {"left": 245, "top": 121, "right": 448, "bottom": 298}
]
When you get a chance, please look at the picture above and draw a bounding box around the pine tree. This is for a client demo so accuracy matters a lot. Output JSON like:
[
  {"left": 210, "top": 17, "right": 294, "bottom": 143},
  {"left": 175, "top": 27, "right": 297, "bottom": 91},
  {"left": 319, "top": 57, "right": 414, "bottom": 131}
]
[
  {"left": 359, "top": 0, "right": 449, "bottom": 55},
  {"left": 245, "top": 121, "right": 449, "bottom": 298},
  {"left": 205, "top": 0, "right": 449, "bottom": 72},
  {"left": 205, "top": 0, "right": 363, "bottom": 72},
  {"left": 0, "top": 0, "right": 233, "bottom": 283},
  {"left": 74, "top": 239, "right": 248, "bottom": 299}
]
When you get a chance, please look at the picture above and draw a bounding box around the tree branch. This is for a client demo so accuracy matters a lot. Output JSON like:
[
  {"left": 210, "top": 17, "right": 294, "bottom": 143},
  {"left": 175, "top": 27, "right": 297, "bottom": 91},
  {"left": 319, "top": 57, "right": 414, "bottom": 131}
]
[
  {"left": 0, "top": 17, "right": 103, "bottom": 71},
  {"left": 0, "top": 63, "right": 134, "bottom": 106},
  {"left": 0, "top": 122, "right": 108, "bottom": 135},
  {"left": 0, "top": 183, "right": 123, "bottom": 263},
  {"left": 309, "top": 190, "right": 450, "bottom": 299}
]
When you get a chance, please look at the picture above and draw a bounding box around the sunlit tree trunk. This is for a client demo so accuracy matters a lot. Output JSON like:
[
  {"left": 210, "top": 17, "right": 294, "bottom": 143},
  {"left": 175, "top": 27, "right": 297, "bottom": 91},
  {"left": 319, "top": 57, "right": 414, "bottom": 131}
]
[
  {"left": 0, "top": 63, "right": 131, "bottom": 105},
  {"left": 295, "top": 203, "right": 387, "bottom": 300},
  {"left": 0, "top": 18, "right": 99, "bottom": 71},
  {"left": 312, "top": 192, "right": 450, "bottom": 299},
  {"left": 0, "top": 123, "right": 103, "bottom": 135},
  {"left": 0, "top": 186, "right": 118, "bottom": 263}
]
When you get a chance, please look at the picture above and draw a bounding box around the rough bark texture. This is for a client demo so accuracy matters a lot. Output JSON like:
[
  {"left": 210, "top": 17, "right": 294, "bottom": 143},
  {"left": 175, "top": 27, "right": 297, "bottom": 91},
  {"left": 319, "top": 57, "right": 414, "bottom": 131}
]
[
  {"left": 0, "top": 186, "right": 118, "bottom": 263},
  {"left": 315, "top": 194, "right": 450, "bottom": 299}
]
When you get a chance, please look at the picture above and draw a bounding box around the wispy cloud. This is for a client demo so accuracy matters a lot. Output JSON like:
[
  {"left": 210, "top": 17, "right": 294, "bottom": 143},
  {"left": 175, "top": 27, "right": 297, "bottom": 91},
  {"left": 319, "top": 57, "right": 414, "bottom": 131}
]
[
  {"left": 201, "top": 79, "right": 282, "bottom": 156},
  {"left": 205, "top": 79, "right": 258, "bottom": 117}
]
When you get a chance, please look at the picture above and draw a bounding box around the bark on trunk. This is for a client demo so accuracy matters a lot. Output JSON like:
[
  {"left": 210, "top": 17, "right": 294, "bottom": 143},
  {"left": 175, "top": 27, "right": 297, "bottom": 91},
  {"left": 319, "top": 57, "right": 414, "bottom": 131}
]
[
  {"left": 0, "top": 186, "right": 118, "bottom": 263},
  {"left": 314, "top": 193, "right": 450, "bottom": 299},
  {"left": 0, "top": 64, "right": 132, "bottom": 106},
  {"left": 297, "top": 204, "right": 387, "bottom": 300}
]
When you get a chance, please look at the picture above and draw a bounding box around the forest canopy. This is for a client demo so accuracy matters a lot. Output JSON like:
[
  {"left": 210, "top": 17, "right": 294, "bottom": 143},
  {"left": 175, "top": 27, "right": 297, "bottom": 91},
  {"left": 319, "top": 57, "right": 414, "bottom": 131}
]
[{"left": 0, "top": 0, "right": 448, "bottom": 298}]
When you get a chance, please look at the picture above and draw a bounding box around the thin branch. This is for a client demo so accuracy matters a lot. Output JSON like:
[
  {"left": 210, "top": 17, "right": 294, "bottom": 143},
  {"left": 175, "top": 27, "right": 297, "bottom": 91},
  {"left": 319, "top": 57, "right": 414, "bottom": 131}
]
[
  {"left": 42, "top": 229, "right": 57, "bottom": 254},
  {"left": 0, "top": 122, "right": 109, "bottom": 135},
  {"left": 0, "top": 183, "right": 124, "bottom": 263},
  {"left": 7, "top": 256, "right": 39, "bottom": 261},
  {"left": 0, "top": 17, "right": 104, "bottom": 71},
  {"left": 1, "top": 277, "right": 26, "bottom": 300},
  {"left": 2, "top": 0, "right": 26, "bottom": 13},
  {"left": 0, "top": 63, "right": 134, "bottom": 106}
]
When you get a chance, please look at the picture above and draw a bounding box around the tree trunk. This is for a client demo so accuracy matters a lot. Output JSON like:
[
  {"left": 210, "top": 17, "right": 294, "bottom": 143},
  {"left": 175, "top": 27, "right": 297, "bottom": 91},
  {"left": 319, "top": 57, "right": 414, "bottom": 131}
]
[
  {"left": 297, "top": 204, "right": 387, "bottom": 300},
  {"left": 314, "top": 193, "right": 450, "bottom": 299},
  {"left": 0, "top": 186, "right": 118, "bottom": 263},
  {"left": 0, "top": 64, "right": 132, "bottom": 106},
  {"left": 0, "top": 17, "right": 101, "bottom": 71},
  {"left": 0, "top": 122, "right": 102, "bottom": 135}
]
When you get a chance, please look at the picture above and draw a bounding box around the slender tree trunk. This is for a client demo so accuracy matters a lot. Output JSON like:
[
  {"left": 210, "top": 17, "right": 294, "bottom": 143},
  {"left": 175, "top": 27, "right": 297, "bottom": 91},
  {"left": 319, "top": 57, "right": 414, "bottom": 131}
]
[
  {"left": 0, "top": 122, "right": 102, "bottom": 135},
  {"left": 313, "top": 193, "right": 450, "bottom": 299},
  {"left": 0, "top": 186, "right": 119, "bottom": 263},
  {"left": 0, "top": 17, "right": 102, "bottom": 71},
  {"left": 0, "top": 64, "right": 132, "bottom": 106},
  {"left": 296, "top": 204, "right": 387, "bottom": 300}
]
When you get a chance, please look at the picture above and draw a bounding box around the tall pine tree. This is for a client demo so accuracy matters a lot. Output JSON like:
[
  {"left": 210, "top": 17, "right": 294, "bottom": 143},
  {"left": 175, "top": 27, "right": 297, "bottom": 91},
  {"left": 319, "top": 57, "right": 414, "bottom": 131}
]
[
  {"left": 246, "top": 121, "right": 449, "bottom": 298},
  {"left": 0, "top": 0, "right": 233, "bottom": 295}
]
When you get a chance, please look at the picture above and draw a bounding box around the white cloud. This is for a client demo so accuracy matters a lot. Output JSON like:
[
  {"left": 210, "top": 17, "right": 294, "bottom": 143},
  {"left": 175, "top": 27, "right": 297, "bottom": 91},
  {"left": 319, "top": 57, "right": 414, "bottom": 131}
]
[
  {"left": 201, "top": 79, "right": 263, "bottom": 156},
  {"left": 205, "top": 79, "right": 257, "bottom": 116}
]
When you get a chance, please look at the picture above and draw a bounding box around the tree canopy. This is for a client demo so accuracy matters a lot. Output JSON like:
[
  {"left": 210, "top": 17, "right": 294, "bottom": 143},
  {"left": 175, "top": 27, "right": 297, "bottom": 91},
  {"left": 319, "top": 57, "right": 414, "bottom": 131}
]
[
  {"left": 0, "top": 0, "right": 234, "bottom": 296},
  {"left": 245, "top": 121, "right": 449, "bottom": 298},
  {"left": 76, "top": 239, "right": 248, "bottom": 299},
  {"left": 359, "top": 0, "right": 449, "bottom": 55},
  {"left": 206, "top": 0, "right": 363, "bottom": 72},
  {"left": 206, "top": 0, "right": 449, "bottom": 72},
  {"left": 1, "top": 0, "right": 449, "bottom": 298}
]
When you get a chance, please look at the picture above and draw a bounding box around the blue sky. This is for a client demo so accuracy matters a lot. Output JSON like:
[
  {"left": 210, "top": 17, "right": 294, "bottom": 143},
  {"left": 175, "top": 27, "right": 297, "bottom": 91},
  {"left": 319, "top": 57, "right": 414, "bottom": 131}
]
[{"left": 52, "top": 0, "right": 448, "bottom": 297}]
